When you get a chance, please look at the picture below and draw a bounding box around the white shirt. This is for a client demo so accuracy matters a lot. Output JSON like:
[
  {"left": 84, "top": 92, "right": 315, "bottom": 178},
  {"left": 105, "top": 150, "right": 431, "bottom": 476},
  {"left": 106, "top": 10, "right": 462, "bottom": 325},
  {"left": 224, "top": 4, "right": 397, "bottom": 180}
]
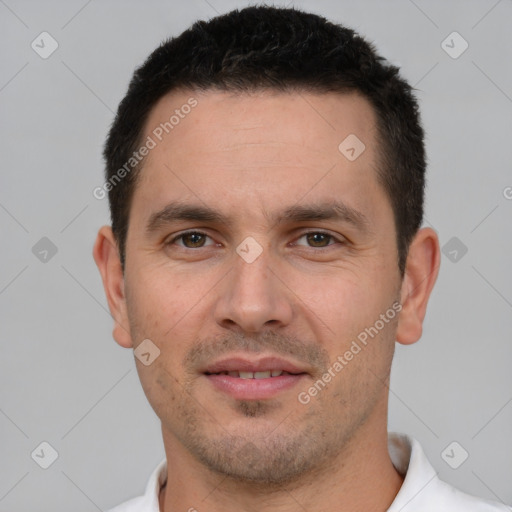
[{"left": 107, "top": 432, "right": 511, "bottom": 511}]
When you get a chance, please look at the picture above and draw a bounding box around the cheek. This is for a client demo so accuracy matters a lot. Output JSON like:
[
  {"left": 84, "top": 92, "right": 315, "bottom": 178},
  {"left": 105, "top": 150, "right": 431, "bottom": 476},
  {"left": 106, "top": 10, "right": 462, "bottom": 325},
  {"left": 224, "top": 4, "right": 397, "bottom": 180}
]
[
  {"left": 292, "top": 268, "right": 398, "bottom": 365},
  {"left": 292, "top": 272, "right": 375, "bottom": 337},
  {"left": 126, "top": 264, "right": 197, "bottom": 337},
  {"left": 135, "top": 358, "right": 188, "bottom": 426},
  {"left": 125, "top": 264, "right": 217, "bottom": 381}
]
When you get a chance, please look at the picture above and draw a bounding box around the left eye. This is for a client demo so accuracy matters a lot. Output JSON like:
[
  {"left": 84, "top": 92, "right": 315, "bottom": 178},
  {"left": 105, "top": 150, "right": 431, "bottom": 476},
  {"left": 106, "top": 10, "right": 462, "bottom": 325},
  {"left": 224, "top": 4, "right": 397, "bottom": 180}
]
[{"left": 295, "top": 232, "right": 338, "bottom": 248}]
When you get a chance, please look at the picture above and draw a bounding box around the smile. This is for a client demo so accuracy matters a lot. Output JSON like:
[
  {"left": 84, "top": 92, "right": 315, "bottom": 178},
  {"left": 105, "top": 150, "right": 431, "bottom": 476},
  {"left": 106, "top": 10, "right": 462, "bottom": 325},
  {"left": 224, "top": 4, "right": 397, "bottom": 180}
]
[{"left": 206, "top": 370, "right": 296, "bottom": 379}]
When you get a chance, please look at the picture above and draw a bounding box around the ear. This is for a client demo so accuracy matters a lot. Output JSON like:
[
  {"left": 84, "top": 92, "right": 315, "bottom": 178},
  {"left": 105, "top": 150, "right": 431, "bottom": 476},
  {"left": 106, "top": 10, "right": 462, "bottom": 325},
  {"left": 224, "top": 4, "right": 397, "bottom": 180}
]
[
  {"left": 396, "top": 227, "right": 440, "bottom": 345},
  {"left": 93, "top": 226, "right": 133, "bottom": 348}
]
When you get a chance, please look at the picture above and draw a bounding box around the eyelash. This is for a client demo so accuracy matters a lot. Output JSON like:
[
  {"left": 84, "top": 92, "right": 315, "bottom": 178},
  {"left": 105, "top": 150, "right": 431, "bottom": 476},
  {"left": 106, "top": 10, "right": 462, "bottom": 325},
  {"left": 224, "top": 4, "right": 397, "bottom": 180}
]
[{"left": 167, "top": 230, "right": 343, "bottom": 249}]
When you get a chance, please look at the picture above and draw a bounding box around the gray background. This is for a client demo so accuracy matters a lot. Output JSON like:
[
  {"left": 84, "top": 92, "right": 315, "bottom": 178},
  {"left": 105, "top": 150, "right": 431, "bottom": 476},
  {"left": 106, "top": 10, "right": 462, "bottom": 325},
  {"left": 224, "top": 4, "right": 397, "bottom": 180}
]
[{"left": 1, "top": 0, "right": 511, "bottom": 510}]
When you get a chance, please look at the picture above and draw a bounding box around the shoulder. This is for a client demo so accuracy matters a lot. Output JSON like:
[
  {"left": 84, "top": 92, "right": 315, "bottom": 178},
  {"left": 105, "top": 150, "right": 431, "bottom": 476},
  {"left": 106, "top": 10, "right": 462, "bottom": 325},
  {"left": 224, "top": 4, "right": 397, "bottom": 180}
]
[
  {"left": 426, "top": 477, "right": 512, "bottom": 511},
  {"left": 388, "top": 432, "right": 511, "bottom": 511}
]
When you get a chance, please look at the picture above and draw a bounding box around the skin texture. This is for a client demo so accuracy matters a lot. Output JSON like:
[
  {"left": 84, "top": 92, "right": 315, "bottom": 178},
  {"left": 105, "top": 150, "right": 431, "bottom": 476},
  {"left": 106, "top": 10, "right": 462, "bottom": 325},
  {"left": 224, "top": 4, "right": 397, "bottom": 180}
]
[{"left": 94, "top": 89, "right": 440, "bottom": 512}]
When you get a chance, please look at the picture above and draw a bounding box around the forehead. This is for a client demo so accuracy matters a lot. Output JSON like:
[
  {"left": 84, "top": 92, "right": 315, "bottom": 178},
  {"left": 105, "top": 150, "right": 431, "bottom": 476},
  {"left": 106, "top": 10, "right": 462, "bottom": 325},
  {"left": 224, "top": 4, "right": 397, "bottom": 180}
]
[
  {"left": 132, "top": 88, "right": 388, "bottom": 227},
  {"left": 142, "top": 88, "right": 379, "bottom": 165}
]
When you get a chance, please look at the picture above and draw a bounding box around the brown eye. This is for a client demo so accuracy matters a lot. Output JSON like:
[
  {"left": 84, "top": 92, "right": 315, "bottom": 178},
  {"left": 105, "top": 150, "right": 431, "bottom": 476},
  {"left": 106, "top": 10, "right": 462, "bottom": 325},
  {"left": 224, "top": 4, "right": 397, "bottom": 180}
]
[
  {"left": 170, "top": 231, "right": 214, "bottom": 248},
  {"left": 182, "top": 232, "right": 206, "bottom": 248},
  {"left": 305, "top": 233, "right": 332, "bottom": 247}
]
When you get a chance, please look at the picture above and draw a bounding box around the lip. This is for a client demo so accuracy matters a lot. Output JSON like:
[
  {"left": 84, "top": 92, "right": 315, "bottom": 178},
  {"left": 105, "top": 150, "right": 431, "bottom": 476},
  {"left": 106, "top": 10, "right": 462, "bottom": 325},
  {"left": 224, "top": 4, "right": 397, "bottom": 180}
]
[
  {"left": 205, "top": 373, "right": 307, "bottom": 400},
  {"left": 202, "top": 355, "right": 309, "bottom": 400},
  {"left": 203, "top": 356, "right": 307, "bottom": 375}
]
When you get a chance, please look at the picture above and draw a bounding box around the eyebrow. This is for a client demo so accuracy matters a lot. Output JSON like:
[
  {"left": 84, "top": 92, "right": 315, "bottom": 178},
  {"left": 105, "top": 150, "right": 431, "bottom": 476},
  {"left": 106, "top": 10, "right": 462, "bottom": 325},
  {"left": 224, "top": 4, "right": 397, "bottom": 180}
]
[{"left": 145, "top": 200, "right": 372, "bottom": 234}]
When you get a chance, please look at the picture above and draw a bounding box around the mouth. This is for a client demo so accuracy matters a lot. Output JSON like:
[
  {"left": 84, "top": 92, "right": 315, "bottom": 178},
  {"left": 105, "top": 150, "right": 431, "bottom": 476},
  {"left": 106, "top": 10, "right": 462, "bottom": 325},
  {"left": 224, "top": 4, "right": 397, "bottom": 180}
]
[
  {"left": 202, "top": 356, "right": 309, "bottom": 400},
  {"left": 205, "top": 370, "right": 298, "bottom": 379}
]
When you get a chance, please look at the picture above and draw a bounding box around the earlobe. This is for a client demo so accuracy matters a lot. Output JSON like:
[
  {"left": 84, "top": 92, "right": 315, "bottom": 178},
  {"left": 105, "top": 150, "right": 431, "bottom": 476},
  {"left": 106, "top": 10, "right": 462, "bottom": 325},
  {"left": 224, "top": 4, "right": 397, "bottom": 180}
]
[
  {"left": 93, "top": 226, "right": 133, "bottom": 348},
  {"left": 396, "top": 227, "right": 441, "bottom": 346}
]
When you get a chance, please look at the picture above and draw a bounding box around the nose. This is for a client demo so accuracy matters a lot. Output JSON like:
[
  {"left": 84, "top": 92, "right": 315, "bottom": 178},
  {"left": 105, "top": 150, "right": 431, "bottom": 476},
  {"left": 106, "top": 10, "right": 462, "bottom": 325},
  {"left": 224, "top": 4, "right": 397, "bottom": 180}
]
[{"left": 214, "top": 248, "right": 293, "bottom": 334}]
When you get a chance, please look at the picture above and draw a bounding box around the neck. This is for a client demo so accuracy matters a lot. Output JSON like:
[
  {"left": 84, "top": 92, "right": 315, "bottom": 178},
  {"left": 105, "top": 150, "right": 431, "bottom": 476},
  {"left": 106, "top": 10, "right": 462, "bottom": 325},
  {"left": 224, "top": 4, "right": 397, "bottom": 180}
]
[{"left": 159, "top": 404, "right": 404, "bottom": 512}]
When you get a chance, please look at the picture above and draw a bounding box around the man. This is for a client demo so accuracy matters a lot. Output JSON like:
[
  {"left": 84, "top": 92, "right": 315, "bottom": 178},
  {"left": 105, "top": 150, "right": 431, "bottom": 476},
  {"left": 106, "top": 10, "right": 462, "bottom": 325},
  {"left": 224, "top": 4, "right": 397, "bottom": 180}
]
[{"left": 93, "top": 5, "right": 510, "bottom": 511}]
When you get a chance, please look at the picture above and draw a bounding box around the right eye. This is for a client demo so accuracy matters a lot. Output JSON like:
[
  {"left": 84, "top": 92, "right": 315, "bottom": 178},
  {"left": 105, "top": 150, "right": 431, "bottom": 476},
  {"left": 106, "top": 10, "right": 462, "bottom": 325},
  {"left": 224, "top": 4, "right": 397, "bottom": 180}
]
[{"left": 168, "top": 231, "right": 216, "bottom": 249}]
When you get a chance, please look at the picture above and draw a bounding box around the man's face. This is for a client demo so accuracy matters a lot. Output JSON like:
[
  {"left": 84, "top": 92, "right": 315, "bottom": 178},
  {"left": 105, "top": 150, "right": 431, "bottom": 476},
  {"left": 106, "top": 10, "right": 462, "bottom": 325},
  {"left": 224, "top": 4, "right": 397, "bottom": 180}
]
[{"left": 121, "top": 89, "right": 402, "bottom": 484}]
